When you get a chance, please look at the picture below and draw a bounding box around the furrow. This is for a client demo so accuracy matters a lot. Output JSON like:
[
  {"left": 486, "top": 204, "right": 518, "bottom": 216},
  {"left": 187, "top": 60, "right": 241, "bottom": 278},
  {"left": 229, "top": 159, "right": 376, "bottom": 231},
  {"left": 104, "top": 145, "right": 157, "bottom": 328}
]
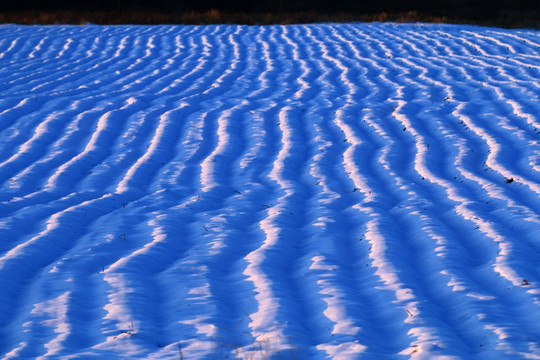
[
  {"left": 241, "top": 25, "right": 321, "bottom": 358},
  {"left": 345, "top": 24, "right": 509, "bottom": 357},
  {"left": 380, "top": 25, "right": 540, "bottom": 356},
  {"left": 306, "top": 24, "right": 416, "bottom": 357},
  {"left": 1, "top": 23, "right": 539, "bottom": 359}
]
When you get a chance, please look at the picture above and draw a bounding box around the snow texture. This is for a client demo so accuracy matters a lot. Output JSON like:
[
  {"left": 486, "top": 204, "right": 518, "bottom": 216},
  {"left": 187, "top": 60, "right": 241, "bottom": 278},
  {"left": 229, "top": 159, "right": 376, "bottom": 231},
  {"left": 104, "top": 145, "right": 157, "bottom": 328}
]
[{"left": 0, "top": 23, "right": 540, "bottom": 359}]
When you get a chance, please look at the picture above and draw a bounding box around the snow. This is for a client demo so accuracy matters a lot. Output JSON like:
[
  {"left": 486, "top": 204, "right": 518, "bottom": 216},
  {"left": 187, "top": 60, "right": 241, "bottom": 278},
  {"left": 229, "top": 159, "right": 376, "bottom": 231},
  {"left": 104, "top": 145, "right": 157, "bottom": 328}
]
[{"left": 0, "top": 22, "right": 540, "bottom": 359}]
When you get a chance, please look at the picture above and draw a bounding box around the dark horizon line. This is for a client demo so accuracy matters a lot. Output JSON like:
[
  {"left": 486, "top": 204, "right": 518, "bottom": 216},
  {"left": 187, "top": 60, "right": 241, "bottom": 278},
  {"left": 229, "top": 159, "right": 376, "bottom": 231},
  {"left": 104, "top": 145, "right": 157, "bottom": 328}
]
[{"left": 0, "top": 8, "right": 538, "bottom": 29}]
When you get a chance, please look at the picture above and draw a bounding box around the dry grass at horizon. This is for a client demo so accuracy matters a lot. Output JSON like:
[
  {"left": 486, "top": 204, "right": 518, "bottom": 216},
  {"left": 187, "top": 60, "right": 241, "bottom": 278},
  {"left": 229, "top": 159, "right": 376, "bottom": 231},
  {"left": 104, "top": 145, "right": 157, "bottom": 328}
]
[{"left": 0, "top": 9, "right": 538, "bottom": 28}]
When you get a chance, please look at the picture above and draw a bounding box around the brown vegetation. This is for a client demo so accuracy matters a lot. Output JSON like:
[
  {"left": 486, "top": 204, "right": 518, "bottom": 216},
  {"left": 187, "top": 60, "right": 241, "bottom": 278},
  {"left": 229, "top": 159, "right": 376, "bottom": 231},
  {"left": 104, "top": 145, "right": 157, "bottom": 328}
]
[
  {"left": 0, "top": 9, "right": 537, "bottom": 28},
  {"left": 0, "top": 0, "right": 538, "bottom": 28}
]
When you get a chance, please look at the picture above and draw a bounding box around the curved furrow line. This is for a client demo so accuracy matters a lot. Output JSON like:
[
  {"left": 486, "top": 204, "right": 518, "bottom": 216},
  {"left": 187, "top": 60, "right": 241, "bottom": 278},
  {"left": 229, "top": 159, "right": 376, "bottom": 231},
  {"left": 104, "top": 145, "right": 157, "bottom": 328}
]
[
  {"left": 465, "top": 61, "right": 540, "bottom": 137},
  {"left": 10, "top": 28, "right": 149, "bottom": 99},
  {"left": 98, "top": 26, "right": 274, "bottom": 358},
  {"left": 346, "top": 26, "right": 438, "bottom": 348},
  {"left": 83, "top": 30, "right": 178, "bottom": 99},
  {"left": 150, "top": 26, "right": 280, "bottom": 358},
  {"left": 396, "top": 28, "right": 439, "bottom": 59},
  {"left": 339, "top": 25, "right": 392, "bottom": 202},
  {"left": 454, "top": 27, "right": 509, "bottom": 58},
  {"left": 38, "top": 95, "right": 156, "bottom": 182},
  {"left": 225, "top": 26, "right": 290, "bottom": 202},
  {"left": 237, "top": 29, "right": 287, "bottom": 341},
  {"left": 239, "top": 25, "right": 327, "bottom": 358},
  {"left": 98, "top": 206, "right": 200, "bottom": 358},
  {"left": 0, "top": 37, "right": 7, "bottom": 52},
  {"left": 305, "top": 24, "right": 419, "bottom": 357},
  {"left": 135, "top": 30, "right": 193, "bottom": 95},
  {"left": 433, "top": 27, "right": 474, "bottom": 60},
  {"left": 46, "top": 35, "right": 136, "bottom": 95},
  {"left": 389, "top": 27, "right": 540, "bottom": 228},
  {"left": 376, "top": 27, "right": 540, "bottom": 356},
  {"left": 455, "top": 51, "right": 539, "bottom": 91},
  {"left": 110, "top": 35, "right": 168, "bottom": 94},
  {"left": 127, "top": 32, "right": 199, "bottom": 96},
  {"left": 177, "top": 26, "right": 300, "bottom": 356},
  {"left": 128, "top": 32, "right": 235, "bottom": 204},
  {"left": 96, "top": 27, "right": 210, "bottom": 97},
  {"left": 0, "top": 193, "right": 127, "bottom": 357},
  {"left": 113, "top": 103, "right": 189, "bottom": 197},
  {"left": 146, "top": 26, "right": 261, "bottom": 354},
  {"left": 68, "top": 31, "right": 214, "bottom": 198},
  {"left": 158, "top": 26, "right": 239, "bottom": 105},
  {"left": 386, "top": 26, "right": 431, "bottom": 59},
  {"left": 5, "top": 34, "right": 116, "bottom": 95},
  {"left": 368, "top": 24, "right": 421, "bottom": 59},
  {"left": 0, "top": 97, "right": 54, "bottom": 164},
  {"left": 71, "top": 35, "right": 160, "bottom": 96},
  {"left": 27, "top": 35, "right": 52, "bottom": 60},
  {"left": 253, "top": 25, "right": 346, "bottom": 357},
  {"left": 38, "top": 34, "right": 69, "bottom": 60},
  {"left": 54, "top": 36, "right": 75, "bottom": 60},
  {"left": 236, "top": 26, "right": 284, "bottom": 190},
  {"left": 343, "top": 24, "right": 512, "bottom": 357},
  {"left": 0, "top": 35, "right": 60, "bottom": 75},
  {"left": 47, "top": 100, "right": 163, "bottom": 196},
  {"left": 155, "top": 26, "right": 217, "bottom": 96},
  {"left": 459, "top": 53, "right": 540, "bottom": 162},
  {"left": 381, "top": 54, "right": 534, "bottom": 356},
  {"left": 0, "top": 34, "right": 18, "bottom": 59},
  {"left": 488, "top": 29, "right": 540, "bottom": 52},
  {"left": 402, "top": 27, "right": 460, "bottom": 59},
  {"left": 405, "top": 54, "right": 540, "bottom": 239},
  {"left": 120, "top": 26, "right": 239, "bottom": 198},
  {"left": 0, "top": 98, "right": 91, "bottom": 193},
  {"left": 0, "top": 98, "right": 124, "bottom": 208},
  {"left": 59, "top": 30, "right": 150, "bottom": 87},
  {"left": 198, "top": 27, "right": 248, "bottom": 193},
  {"left": 0, "top": 34, "right": 28, "bottom": 63},
  {"left": 488, "top": 31, "right": 540, "bottom": 61},
  {"left": 462, "top": 30, "right": 517, "bottom": 55},
  {"left": 461, "top": 83, "right": 540, "bottom": 194},
  {"left": 230, "top": 27, "right": 276, "bottom": 180},
  {"left": 450, "top": 101, "right": 540, "bottom": 278},
  {"left": 3, "top": 200, "right": 148, "bottom": 359},
  {"left": 1, "top": 23, "right": 540, "bottom": 359},
  {"left": 403, "top": 53, "right": 540, "bottom": 220},
  {"left": 439, "top": 28, "right": 491, "bottom": 57},
  {"left": 340, "top": 25, "right": 476, "bottom": 356},
  {"left": 12, "top": 30, "right": 89, "bottom": 73},
  {"left": 99, "top": 25, "right": 253, "bottom": 358},
  {"left": 435, "top": 55, "right": 540, "bottom": 202},
  {"left": 80, "top": 103, "right": 193, "bottom": 199},
  {"left": 1, "top": 106, "right": 106, "bottom": 200}
]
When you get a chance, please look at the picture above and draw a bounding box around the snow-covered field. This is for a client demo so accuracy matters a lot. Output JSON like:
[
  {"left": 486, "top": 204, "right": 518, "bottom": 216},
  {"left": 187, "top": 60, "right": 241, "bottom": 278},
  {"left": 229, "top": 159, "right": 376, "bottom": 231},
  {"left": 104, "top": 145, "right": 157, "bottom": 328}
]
[{"left": 0, "top": 23, "right": 540, "bottom": 359}]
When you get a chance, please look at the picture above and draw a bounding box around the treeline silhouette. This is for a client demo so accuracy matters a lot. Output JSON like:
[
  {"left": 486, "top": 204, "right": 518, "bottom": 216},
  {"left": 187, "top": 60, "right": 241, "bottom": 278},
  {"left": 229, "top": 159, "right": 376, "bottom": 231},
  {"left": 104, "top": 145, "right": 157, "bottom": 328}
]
[{"left": 0, "top": 0, "right": 538, "bottom": 27}]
